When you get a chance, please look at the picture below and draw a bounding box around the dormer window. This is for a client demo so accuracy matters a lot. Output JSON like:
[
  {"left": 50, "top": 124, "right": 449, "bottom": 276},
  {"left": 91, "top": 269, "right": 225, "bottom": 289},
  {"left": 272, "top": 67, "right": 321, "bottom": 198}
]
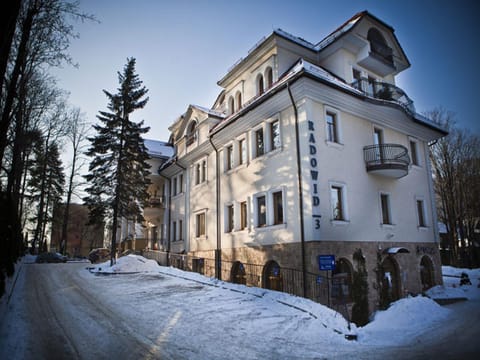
[
  {"left": 367, "top": 28, "right": 393, "bottom": 65},
  {"left": 235, "top": 91, "right": 242, "bottom": 111},
  {"left": 265, "top": 67, "right": 273, "bottom": 89},
  {"left": 256, "top": 74, "right": 264, "bottom": 95},
  {"left": 186, "top": 121, "right": 197, "bottom": 146},
  {"left": 228, "top": 96, "right": 235, "bottom": 115}
]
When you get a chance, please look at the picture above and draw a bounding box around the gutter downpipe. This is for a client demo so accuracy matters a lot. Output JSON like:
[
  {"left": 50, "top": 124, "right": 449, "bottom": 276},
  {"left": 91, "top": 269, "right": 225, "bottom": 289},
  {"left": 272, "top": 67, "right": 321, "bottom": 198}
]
[
  {"left": 287, "top": 82, "right": 307, "bottom": 298},
  {"left": 209, "top": 136, "right": 222, "bottom": 280},
  {"left": 159, "top": 171, "right": 172, "bottom": 267}
]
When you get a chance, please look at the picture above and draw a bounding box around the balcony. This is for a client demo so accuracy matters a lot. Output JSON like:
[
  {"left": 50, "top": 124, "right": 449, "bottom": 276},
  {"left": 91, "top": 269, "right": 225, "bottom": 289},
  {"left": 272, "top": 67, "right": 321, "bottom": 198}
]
[
  {"left": 351, "top": 79, "right": 415, "bottom": 115},
  {"left": 148, "top": 196, "right": 165, "bottom": 208},
  {"left": 363, "top": 144, "right": 410, "bottom": 178}
]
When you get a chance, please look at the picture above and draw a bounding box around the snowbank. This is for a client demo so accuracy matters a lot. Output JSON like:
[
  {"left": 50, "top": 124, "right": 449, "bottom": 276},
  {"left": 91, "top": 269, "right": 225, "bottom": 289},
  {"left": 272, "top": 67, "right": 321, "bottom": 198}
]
[
  {"left": 426, "top": 266, "right": 480, "bottom": 301},
  {"left": 89, "top": 254, "right": 161, "bottom": 274}
]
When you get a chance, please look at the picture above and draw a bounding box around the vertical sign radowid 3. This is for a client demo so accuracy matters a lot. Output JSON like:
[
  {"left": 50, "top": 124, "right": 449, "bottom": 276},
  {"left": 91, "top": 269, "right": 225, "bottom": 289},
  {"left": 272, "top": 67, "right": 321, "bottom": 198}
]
[{"left": 308, "top": 120, "right": 321, "bottom": 235}]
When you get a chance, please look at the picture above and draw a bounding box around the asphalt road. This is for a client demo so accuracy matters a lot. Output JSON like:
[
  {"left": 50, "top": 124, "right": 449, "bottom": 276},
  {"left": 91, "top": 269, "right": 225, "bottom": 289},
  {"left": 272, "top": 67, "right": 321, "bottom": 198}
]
[{"left": 0, "top": 262, "right": 164, "bottom": 360}]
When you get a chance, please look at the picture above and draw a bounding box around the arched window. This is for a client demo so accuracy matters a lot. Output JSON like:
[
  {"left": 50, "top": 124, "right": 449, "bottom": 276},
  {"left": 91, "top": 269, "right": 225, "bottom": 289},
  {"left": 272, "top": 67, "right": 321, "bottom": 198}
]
[
  {"left": 186, "top": 121, "right": 197, "bottom": 146},
  {"left": 367, "top": 28, "right": 393, "bottom": 64},
  {"left": 420, "top": 256, "right": 435, "bottom": 291},
  {"left": 265, "top": 67, "right": 273, "bottom": 89},
  {"left": 380, "top": 256, "right": 401, "bottom": 309},
  {"left": 231, "top": 261, "right": 246, "bottom": 285},
  {"left": 256, "top": 74, "right": 264, "bottom": 96},
  {"left": 263, "top": 260, "right": 282, "bottom": 291},
  {"left": 332, "top": 258, "right": 353, "bottom": 302},
  {"left": 235, "top": 91, "right": 242, "bottom": 111},
  {"left": 228, "top": 96, "right": 235, "bottom": 115}
]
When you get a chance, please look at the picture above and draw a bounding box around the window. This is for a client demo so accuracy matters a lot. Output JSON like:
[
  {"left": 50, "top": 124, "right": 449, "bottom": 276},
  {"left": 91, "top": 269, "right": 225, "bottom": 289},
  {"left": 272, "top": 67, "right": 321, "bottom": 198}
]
[
  {"left": 380, "top": 193, "right": 392, "bottom": 225},
  {"left": 270, "top": 120, "right": 280, "bottom": 151},
  {"left": 178, "top": 220, "right": 183, "bottom": 240},
  {"left": 226, "top": 145, "right": 233, "bottom": 171},
  {"left": 179, "top": 174, "right": 183, "bottom": 193},
  {"left": 228, "top": 96, "right": 235, "bottom": 115},
  {"left": 257, "top": 74, "right": 264, "bottom": 95},
  {"left": 352, "top": 68, "right": 362, "bottom": 88},
  {"left": 410, "top": 140, "right": 419, "bottom": 166},
  {"left": 227, "top": 204, "right": 234, "bottom": 232},
  {"left": 172, "top": 221, "right": 177, "bottom": 241},
  {"left": 235, "top": 91, "right": 242, "bottom": 111},
  {"left": 195, "top": 163, "right": 201, "bottom": 185},
  {"left": 255, "top": 128, "right": 264, "bottom": 157},
  {"left": 186, "top": 121, "right": 196, "bottom": 146},
  {"left": 273, "top": 191, "right": 284, "bottom": 225},
  {"left": 416, "top": 199, "right": 426, "bottom": 227},
  {"left": 256, "top": 195, "right": 266, "bottom": 227},
  {"left": 173, "top": 177, "right": 177, "bottom": 196},
  {"left": 202, "top": 160, "right": 207, "bottom": 182},
  {"left": 240, "top": 201, "right": 247, "bottom": 230},
  {"left": 265, "top": 67, "right": 273, "bottom": 88},
  {"left": 326, "top": 112, "right": 338, "bottom": 143},
  {"left": 239, "top": 138, "right": 247, "bottom": 165},
  {"left": 196, "top": 213, "right": 206, "bottom": 237},
  {"left": 331, "top": 186, "right": 345, "bottom": 221}
]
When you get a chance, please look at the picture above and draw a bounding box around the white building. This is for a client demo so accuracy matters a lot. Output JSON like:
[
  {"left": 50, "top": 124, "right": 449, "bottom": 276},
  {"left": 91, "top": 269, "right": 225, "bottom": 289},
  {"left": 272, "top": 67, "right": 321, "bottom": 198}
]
[{"left": 157, "top": 11, "right": 447, "bottom": 314}]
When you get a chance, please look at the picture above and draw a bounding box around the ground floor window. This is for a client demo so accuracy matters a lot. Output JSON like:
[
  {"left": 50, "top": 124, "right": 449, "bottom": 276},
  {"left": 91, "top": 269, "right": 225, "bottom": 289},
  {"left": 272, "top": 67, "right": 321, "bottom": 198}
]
[
  {"left": 380, "top": 256, "right": 401, "bottom": 309},
  {"left": 196, "top": 212, "right": 206, "bottom": 237}
]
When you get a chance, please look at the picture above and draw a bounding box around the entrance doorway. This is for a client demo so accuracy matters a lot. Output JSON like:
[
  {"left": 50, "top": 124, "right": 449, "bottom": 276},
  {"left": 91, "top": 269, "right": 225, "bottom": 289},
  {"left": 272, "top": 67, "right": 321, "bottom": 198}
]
[
  {"left": 263, "top": 260, "right": 283, "bottom": 291},
  {"left": 420, "top": 256, "right": 434, "bottom": 290},
  {"left": 380, "top": 256, "right": 401, "bottom": 308},
  {"left": 231, "top": 261, "right": 247, "bottom": 285}
]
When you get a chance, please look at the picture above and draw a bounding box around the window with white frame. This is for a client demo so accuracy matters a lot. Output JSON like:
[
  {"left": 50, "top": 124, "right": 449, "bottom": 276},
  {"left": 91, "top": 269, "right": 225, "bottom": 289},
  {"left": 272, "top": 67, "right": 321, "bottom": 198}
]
[
  {"left": 194, "top": 159, "right": 207, "bottom": 185},
  {"left": 380, "top": 193, "right": 392, "bottom": 225},
  {"left": 416, "top": 198, "right": 427, "bottom": 227},
  {"left": 201, "top": 160, "right": 207, "bottom": 182},
  {"left": 273, "top": 190, "right": 284, "bottom": 225},
  {"left": 186, "top": 121, "right": 197, "bottom": 146},
  {"left": 179, "top": 174, "right": 183, "bottom": 193},
  {"left": 325, "top": 110, "right": 341, "bottom": 144},
  {"left": 225, "top": 144, "right": 233, "bottom": 171},
  {"left": 410, "top": 139, "right": 420, "bottom": 166},
  {"left": 255, "top": 128, "right": 264, "bottom": 158},
  {"left": 255, "top": 195, "right": 267, "bottom": 227},
  {"left": 269, "top": 119, "right": 280, "bottom": 151},
  {"left": 330, "top": 183, "right": 347, "bottom": 221},
  {"left": 240, "top": 201, "right": 248, "bottom": 230},
  {"left": 228, "top": 96, "right": 235, "bottom": 115},
  {"left": 172, "top": 221, "right": 177, "bottom": 241},
  {"left": 226, "top": 204, "right": 234, "bottom": 232},
  {"left": 235, "top": 91, "right": 242, "bottom": 111},
  {"left": 196, "top": 212, "right": 206, "bottom": 237},
  {"left": 195, "top": 163, "right": 201, "bottom": 185},
  {"left": 257, "top": 74, "right": 264, "bottom": 95},
  {"left": 238, "top": 138, "right": 247, "bottom": 165},
  {"left": 265, "top": 67, "right": 273, "bottom": 88},
  {"left": 173, "top": 177, "right": 177, "bottom": 196}
]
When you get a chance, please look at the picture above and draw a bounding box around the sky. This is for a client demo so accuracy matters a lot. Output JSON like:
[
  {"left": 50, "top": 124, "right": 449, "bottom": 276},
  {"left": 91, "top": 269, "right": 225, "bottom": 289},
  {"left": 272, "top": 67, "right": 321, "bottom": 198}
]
[
  {"left": 52, "top": 0, "right": 480, "bottom": 143},
  {"left": 1, "top": 255, "right": 479, "bottom": 358}
]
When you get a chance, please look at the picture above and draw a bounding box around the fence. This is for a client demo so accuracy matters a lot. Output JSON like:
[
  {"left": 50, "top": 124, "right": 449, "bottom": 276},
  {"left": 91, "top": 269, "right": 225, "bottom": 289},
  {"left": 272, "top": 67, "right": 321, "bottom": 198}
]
[{"left": 142, "top": 250, "right": 333, "bottom": 307}]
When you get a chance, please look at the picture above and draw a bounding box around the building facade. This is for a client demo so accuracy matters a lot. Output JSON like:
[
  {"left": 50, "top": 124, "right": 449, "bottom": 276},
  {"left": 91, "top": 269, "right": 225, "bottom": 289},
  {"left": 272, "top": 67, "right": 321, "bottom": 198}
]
[{"left": 157, "top": 11, "right": 447, "bottom": 314}]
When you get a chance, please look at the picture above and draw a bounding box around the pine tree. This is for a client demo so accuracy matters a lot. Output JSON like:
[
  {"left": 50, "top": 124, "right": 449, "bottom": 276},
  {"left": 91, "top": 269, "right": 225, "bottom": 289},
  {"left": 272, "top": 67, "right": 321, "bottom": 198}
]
[{"left": 84, "top": 58, "right": 151, "bottom": 265}]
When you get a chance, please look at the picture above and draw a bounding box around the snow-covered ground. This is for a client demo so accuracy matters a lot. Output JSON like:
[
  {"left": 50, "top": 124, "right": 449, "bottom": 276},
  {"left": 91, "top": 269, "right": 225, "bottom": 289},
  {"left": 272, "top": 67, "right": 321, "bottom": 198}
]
[
  {"left": 1, "top": 254, "right": 479, "bottom": 359},
  {"left": 89, "top": 255, "right": 480, "bottom": 348}
]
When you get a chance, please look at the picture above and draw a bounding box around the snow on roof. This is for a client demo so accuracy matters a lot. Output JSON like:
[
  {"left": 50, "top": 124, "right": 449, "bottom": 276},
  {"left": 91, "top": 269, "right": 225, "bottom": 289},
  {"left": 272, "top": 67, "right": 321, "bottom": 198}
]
[
  {"left": 314, "top": 11, "right": 364, "bottom": 51},
  {"left": 144, "top": 139, "right": 174, "bottom": 158},
  {"left": 190, "top": 104, "right": 225, "bottom": 118}
]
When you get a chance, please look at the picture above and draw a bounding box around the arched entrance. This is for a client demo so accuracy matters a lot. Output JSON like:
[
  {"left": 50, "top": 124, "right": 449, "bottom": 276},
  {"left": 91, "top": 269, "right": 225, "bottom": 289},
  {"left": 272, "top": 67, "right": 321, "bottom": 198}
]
[
  {"left": 263, "top": 260, "right": 283, "bottom": 292},
  {"left": 380, "top": 256, "right": 401, "bottom": 308},
  {"left": 332, "top": 258, "right": 353, "bottom": 302},
  {"left": 231, "top": 261, "right": 247, "bottom": 285},
  {"left": 420, "top": 256, "right": 435, "bottom": 291}
]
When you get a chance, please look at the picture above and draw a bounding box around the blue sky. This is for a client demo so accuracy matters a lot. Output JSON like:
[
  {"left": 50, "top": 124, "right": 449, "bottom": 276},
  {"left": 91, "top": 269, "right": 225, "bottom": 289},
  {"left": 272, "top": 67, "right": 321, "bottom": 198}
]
[{"left": 53, "top": 0, "right": 480, "bottom": 140}]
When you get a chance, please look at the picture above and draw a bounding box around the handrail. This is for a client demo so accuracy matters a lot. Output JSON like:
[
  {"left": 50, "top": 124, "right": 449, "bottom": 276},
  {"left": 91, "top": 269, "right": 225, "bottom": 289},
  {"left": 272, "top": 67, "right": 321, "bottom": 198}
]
[
  {"left": 351, "top": 79, "right": 416, "bottom": 115},
  {"left": 363, "top": 143, "right": 410, "bottom": 167}
]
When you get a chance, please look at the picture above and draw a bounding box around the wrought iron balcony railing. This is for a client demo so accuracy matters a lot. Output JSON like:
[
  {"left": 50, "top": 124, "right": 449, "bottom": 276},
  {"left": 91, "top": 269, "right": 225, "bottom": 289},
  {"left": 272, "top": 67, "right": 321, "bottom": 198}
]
[
  {"left": 363, "top": 143, "right": 410, "bottom": 178},
  {"left": 351, "top": 79, "right": 416, "bottom": 115}
]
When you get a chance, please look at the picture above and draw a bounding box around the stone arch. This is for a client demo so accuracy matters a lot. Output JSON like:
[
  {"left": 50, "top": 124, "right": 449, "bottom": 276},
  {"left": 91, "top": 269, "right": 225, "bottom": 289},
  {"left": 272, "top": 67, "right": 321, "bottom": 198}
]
[{"left": 420, "top": 255, "right": 435, "bottom": 291}]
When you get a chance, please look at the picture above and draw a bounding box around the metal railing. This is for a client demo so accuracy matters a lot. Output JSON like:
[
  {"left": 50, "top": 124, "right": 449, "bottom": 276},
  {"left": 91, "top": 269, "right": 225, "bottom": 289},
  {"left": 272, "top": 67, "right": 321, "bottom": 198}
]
[
  {"left": 142, "top": 250, "right": 332, "bottom": 306},
  {"left": 363, "top": 143, "right": 410, "bottom": 169},
  {"left": 351, "top": 79, "right": 415, "bottom": 115}
]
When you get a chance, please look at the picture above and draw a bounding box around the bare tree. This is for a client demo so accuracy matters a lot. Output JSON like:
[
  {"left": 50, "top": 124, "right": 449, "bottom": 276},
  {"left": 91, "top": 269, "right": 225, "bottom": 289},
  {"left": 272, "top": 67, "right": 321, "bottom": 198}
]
[
  {"left": 60, "top": 107, "right": 89, "bottom": 255},
  {"left": 429, "top": 108, "right": 480, "bottom": 267}
]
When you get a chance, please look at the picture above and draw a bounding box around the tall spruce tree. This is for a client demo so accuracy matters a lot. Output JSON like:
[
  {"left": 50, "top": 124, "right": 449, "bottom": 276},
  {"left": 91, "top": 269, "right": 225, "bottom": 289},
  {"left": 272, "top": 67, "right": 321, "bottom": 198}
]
[{"left": 84, "top": 58, "right": 151, "bottom": 265}]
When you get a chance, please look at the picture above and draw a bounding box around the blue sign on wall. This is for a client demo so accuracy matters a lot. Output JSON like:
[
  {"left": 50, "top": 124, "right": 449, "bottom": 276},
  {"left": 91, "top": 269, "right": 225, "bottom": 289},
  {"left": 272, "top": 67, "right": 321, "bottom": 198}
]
[{"left": 318, "top": 255, "right": 335, "bottom": 271}]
